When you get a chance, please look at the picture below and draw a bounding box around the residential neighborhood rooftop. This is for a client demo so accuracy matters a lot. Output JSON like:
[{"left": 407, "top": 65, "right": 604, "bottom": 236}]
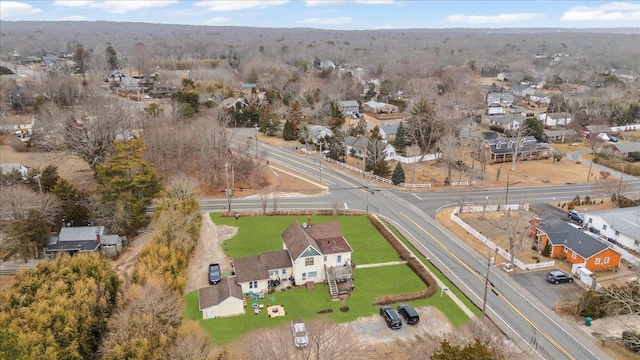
[
  {"left": 537, "top": 215, "right": 615, "bottom": 259},
  {"left": 198, "top": 278, "right": 243, "bottom": 310}
]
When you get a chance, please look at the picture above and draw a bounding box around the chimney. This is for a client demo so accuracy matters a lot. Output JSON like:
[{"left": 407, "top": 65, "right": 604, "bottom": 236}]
[{"left": 96, "top": 228, "right": 101, "bottom": 243}]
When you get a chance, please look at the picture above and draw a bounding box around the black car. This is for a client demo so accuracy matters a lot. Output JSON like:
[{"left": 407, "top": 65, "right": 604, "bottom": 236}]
[
  {"left": 208, "top": 263, "right": 221, "bottom": 285},
  {"left": 379, "top": 305, "right": 402, "bottom": 329},
  {"left": 547, "top": 270, "right": 573, "bottom": 284},
  {"left": 397, "top": 304, "right": 420, "bottom": 325}
]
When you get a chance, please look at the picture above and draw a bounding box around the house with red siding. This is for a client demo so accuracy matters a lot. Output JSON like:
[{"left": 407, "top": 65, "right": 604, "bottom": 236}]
[{"left": 533, "top": 216, "right": 622, "bottom": 271}]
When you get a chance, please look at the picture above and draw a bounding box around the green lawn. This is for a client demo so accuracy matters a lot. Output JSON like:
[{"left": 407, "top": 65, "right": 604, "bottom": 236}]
[
  {"left": 186, "top": 264, "right": 427, "bottom": 344},
  {"left": 188, "top": 214, "right": 475, "bottom": 345},
  {"left": 384, "top": 220, "right": 482, "bottom": 322},
  {"left": 211, "top": 213, "right": 400, "bottom": 265}
]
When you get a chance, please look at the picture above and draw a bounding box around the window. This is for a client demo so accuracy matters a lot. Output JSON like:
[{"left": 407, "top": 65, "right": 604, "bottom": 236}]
[
  {"left": 604, "top": 257, "right": 610, "bottom": 264},
  {"left": 615, "top": 231, "right": 620, "bottom": 236},
  {"left": 305, "top": 257, "right": 314, "bottom": 266},
  {"left": 301, "top": 273, "right": 306, "bottom": 280},
  {"left": 269, "top": 270, "right": 278, "bottom": 277},
  {"left": 249, "top": 281, "right": 257, "bottom": 289},
  {"left": 603, "top": 224, "right": 607, "bottom": 230},
  {"left": 572, "top": 252, "right": 577, "bottom": 259},
  {"left": 564, "top": 247, "right": 568, "bottom": 253},
  {"left": 588, "top": 218, "right": 593, "bottom": 223},
  {"left": 308, "top": 271, "right": 317, "bottom": 279},
  {"left": 337, "top": 255, "right": 342, "bottom": 264},
  {"left": 595, "top": 258, "right": 601, "bottom": 265},
  {"left": 323, "top": 256, "right": 327, "bottom": 262},
  {"left": 496, "top": 142, "right": 501, "bottom": 149},
  {"left": 635, "top": 240, "right": 639, "bottom": 246}
]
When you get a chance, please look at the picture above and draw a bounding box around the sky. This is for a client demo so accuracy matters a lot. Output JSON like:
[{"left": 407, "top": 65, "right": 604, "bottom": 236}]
[{"left": 0, "top": 1, "right": 639, "bottom": 29}]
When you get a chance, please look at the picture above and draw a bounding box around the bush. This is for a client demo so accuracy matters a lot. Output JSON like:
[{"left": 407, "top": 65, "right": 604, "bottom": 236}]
[
  {"left": 622, "top": 331, "right": 640, "bottom": 353},
  {"left": 367, "top": 214, "right": 438, "bottom": 305}
]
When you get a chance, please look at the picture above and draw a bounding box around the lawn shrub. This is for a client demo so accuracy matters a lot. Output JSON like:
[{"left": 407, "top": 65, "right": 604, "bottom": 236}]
[{"left": 367, "top": 214, "right": 438, "bottom": 304}]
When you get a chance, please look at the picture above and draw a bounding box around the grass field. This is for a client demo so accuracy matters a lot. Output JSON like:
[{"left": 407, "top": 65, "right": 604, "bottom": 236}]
[
  {"left": 186, "top": 213, "right": 473, "bottom": 344},
  {"left": 212, "top": 213, "right": 401, "bottom": 265}
]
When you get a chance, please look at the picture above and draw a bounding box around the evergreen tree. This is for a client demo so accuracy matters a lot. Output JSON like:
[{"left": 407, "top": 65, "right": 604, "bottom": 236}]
[
  {"left": 94, "top": 139, "right": 161, "bottom": 233},
  {"left": 105, "top": 45, "right": 119, "bottom": 70},
  {"left": 0, "top": 254, "right": 120, "bottom": 360},
  {"left": 366, "top": 126, "right": 390, "bottom": 176},
  {"left": 392, "top": 162, "right": 405, "bottom": 185},
  {"left": 524, "top": 117, "right": 544, "bottom": 142},
  {"left": 287, "top": 101, "right": 303, "bottom": 138},
  {"left": 73, "top": 43, "right": 90, "bottom": 85},
  {"left": 393, "top": 122, "right": 409, "bottom": 153},
  {"left": 283, "top": 119, "right": 296, "bottom": 140},
  {"left": 259, "top": 104, "right": 280, "bottom": 136},
  {"left": 431, "top": 339, "right": 496, "bottom": 360},
  {"left": 354, "top": 117, "right": 367, "bottom": 136}
]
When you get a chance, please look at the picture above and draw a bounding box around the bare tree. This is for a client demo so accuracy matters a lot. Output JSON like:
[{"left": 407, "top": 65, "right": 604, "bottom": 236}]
[
  {"left": 272, "top": 192, "right": 281, "bottom": 214},
  {"left": 38, "top": 91, "right": 133, "bottom": 169},
  {"left": 166, "top": 323, "right": 215, "bottom": 360},
  {"left": 261, "top": 194, "right": 268, "bottom": 215},
  {"left": 584, "top": 135, "right": 605, "bottom": 182},
  {"left": 436, "top": 132, "right": 463, "bottom": 184},
  {"left": 0, "top": 185, "right": 61, "bottom": 221}
]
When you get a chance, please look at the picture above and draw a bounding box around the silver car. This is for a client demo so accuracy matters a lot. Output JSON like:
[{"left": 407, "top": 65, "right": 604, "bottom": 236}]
[{"left": 291, "top": 319, "right": 309, "bottom": 348}]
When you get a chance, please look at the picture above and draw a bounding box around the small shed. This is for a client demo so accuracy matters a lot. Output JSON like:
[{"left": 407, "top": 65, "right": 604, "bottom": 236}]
[{"left": 199, "top": 278, "right": 245, "bottom": 319}]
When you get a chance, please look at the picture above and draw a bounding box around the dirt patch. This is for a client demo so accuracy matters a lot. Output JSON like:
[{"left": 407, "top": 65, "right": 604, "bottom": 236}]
[
  {"left": 112, "top": 228, "right": 153, "bottom": 286},
  {"left": 0, "top": 136, "right": 96, "bottom": 191},
  {"left": 185, "top": 215, "right": 237, "bottom": 293}
]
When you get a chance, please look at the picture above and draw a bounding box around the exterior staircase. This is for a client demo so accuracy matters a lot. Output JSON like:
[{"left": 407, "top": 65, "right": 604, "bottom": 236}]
[{"left": 326, "top": 266, "right": 339, "bottom": 299}]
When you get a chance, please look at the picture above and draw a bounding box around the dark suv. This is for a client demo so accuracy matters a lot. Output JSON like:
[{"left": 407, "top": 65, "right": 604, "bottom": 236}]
[
  {"left": 567, "top": 210, "right": 583, "bottom": 223},
  {"left": 547, "top": 270, "right": 573, "bottom": 284},
  {"left": 208, "top": 263, "right": 221, "bottom": 285},
  {"left": 397, "top": 304, "right": 420, "bottom": 325},
  {"left": 379, "top": 305, "right": 402, "bottom": 329}
]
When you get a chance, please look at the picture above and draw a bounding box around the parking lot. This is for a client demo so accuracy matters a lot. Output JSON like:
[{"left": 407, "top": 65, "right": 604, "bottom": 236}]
[{"left": 511, "top": 269, "right": 584, "bottom": 309}]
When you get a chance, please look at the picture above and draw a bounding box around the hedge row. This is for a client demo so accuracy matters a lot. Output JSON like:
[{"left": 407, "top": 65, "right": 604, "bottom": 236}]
[
  {"left": 221, "top": 209, "right": 362, "bottom": 217},
  {"left": 367, "top": 214, "right": 439, "bottom": 305}
]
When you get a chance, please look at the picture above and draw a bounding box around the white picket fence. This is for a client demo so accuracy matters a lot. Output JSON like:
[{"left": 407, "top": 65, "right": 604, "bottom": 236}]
[
  {"left": 390, "top": 153, "right": 439, "bottom": 164},
  {"left": 324, "top": 157, "right": 431, "bottom": 187},
  {"left": 451, "top": 205, "right": 555, "bottom": 271},
  {"left": 451, "top": 181, "right": 477, "bottom": 187}
]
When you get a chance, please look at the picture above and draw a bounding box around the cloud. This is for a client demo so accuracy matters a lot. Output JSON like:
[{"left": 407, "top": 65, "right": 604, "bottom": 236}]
[
  {"left": 560, "top": 2, "right": 640, "bottom": 21},
  {"left": 0, "top": 1, "right": 42, "bottom": 19},
  {"left": 299, "top": 17, "right": 351, "bottom": 24},
  {"left": 305, "top": 0, "right": 393, "bottom": 5},
  {"left": 53, "top": 1, "right": 177, "bottom": 14},
  {"left": 58, "top": 15, "right": 90, "bottom": 21},
  {"left": 445, "top": 13, "right": 546, "bottom": 24},
  {"left": 203, "top": 17, "right": 231, "bottom": 25},
  {"left": 194, "top": 1, "right": 289, "bottom": 12}
]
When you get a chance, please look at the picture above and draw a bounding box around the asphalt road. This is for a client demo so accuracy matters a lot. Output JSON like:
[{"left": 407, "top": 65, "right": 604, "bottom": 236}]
[{"left": 208, "top": 132, "right": 628, "bottom": 359}]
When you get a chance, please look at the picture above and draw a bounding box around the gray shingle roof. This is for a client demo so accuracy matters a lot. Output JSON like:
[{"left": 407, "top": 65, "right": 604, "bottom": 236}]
[
  {"left": 537, "top": 215, "right": 613, "bottom": 258},
  {"left": 233, "top": 250, "right": 292, "bottom": 283},
  {"left": 585, "top": 207, "right": 640, "bottom": 240},
  {"left": 198, "top": 278, "right": 243, "bottom": 310},
  {"left": 58, "top": 226, "right": 105, "bottom": 242},
  {"left": 606, "top": 142, "right": 640, "bottom": 153}
]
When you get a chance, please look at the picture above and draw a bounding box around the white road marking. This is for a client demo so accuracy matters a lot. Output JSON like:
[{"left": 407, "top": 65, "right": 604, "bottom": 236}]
[
  {"left": 412, "top": 193, "right": 422, "bottom": 200},
  {"left": 344, "top": 203, "right": 348, "bottom": 209}
]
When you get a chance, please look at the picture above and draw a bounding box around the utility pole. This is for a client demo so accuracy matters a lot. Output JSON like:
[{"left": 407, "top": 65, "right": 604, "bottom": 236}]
[
  {"left": 253, "top": 123, "right": 259, "bottom": 157},
  {"left": 319, "top": 142, "right": 323, "bottom": 183},
  {"left": 362, "top": 145, "right": 366, "bottom": 178},
  {"left": 482, "top": 248, "right": 494, "bottom": 319},
  {"left": 224, "top": 163, "right": 232, "bottom": 212}
]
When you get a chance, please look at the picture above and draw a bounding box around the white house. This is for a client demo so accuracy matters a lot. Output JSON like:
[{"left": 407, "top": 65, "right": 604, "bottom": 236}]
[
  {"left": 363, "top": 100, "right": 398, "bottom": 114},
  {"left": 583, "top": 208, "right": 640, "bottom": 252},
  {"left": 538, "top": 112, "right": 572, "bottom": 127},
  {"left": 307, "top": 125, "right": 334, "bottom": 145},
  {"left": 510, "top": 85, "right": 535, "bottom": 97},
  {"left": 497, "top": 71, "right": 511, "bottom": 82},
  {"left": 378, "top": 123, "right": 400, "bottom": 141},
  {"left": 338, "top": 100, "right": 360, "bottom": 116},
  {"left": 198, "top": 278, "right": 245, "bottom": 319},
  {"left": 489, "top": 114, "right": 526, "bottom": 130},
  {"left": 282, "top": 221, "right": 352, "bottom": 285},
  {"left": 486, "top": 106, "right": 506, "bottom": 115},
  {"left": 530, "top": 93, "right": 552, "bottom": 104},
  {"left": 344, "top": 136, "right": 396, "bottom": 160},
  {"left": 486, "top": 92, "right": 514, "bottom": 107},
  {"left": 0, "top": 163, "right": 29, "bottom": 179},
  {"left": 233, "top": 250, "right": 293, "bottom": 294},
  {"left": 221, "top": 98, "right": 248, "bottom": 111}
]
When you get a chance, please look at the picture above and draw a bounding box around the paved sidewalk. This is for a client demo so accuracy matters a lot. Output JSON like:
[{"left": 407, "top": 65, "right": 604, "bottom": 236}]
[{"left": 356, "top": 260, "right": 407, "bottom": 269}]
